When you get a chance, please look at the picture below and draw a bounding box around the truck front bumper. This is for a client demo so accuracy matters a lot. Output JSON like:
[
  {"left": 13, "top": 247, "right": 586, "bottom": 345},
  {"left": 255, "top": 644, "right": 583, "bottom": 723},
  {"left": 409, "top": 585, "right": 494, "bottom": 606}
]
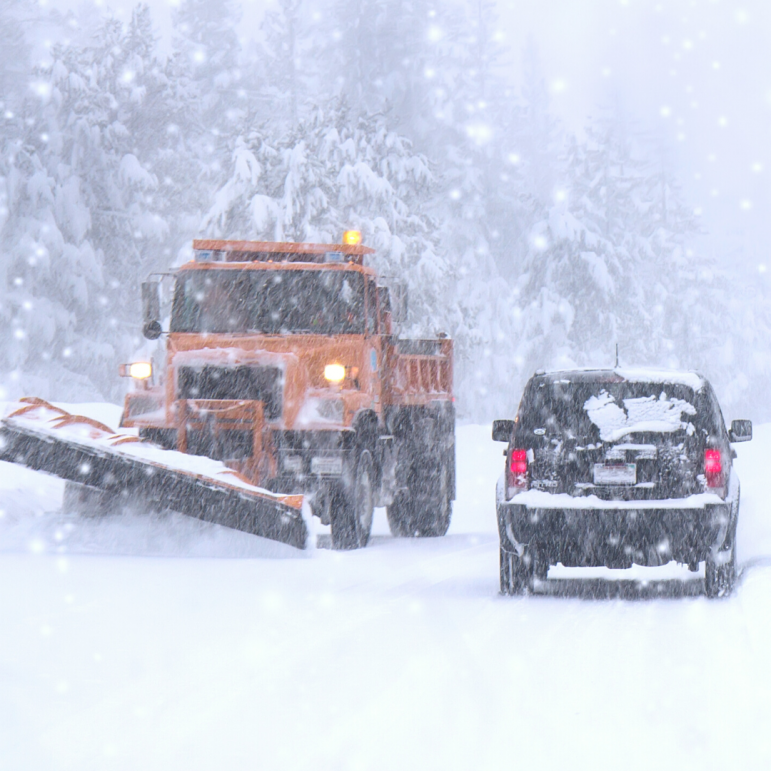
[{"left": 497, "top": 496, "right": 732, "bottom": 568}]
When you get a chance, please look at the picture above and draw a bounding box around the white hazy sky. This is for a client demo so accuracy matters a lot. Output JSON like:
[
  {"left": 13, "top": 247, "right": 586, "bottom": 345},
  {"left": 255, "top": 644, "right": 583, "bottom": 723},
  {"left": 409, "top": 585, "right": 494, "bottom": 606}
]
[{"left": 42, "top": 0, "right": 771, "bottom": 278}]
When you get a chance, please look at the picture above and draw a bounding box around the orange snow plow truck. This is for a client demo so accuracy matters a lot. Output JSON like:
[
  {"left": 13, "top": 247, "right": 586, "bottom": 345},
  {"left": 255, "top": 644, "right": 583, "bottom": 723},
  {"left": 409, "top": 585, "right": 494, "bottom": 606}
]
[{"left": 120, "top": 234, "right": 455, "bottom": 548}]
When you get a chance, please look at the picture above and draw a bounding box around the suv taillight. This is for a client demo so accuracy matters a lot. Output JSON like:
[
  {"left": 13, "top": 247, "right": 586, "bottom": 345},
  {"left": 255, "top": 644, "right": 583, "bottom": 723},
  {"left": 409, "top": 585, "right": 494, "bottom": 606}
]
[
  {"left": 704, "top": 449, "right": 723, "bottom": 487},
  {"left": 506, "top": 449, "right": 529, "bottom": 497}
]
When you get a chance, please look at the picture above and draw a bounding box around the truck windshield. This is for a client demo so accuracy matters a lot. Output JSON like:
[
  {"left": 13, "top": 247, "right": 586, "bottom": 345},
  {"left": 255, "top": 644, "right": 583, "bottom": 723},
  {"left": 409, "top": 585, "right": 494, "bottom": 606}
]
[{"left": 170, "top": 269, "right": 365, "bottom": 335}]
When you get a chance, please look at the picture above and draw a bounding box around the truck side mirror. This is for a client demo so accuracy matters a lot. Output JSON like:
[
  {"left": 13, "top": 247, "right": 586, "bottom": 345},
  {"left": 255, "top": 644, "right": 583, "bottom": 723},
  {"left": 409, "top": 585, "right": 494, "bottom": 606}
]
[
  {"left": 141, "top": 282, "right": 162, "bottom": 340},
  {"left": 143, "top": 320, "right": 163, "bottom": 340},
  {"left": 729, "top": 419, "right": 752, "bottom": 443},
  {"left": 492, "top": 420, "right": 515, "bottom": 442}
]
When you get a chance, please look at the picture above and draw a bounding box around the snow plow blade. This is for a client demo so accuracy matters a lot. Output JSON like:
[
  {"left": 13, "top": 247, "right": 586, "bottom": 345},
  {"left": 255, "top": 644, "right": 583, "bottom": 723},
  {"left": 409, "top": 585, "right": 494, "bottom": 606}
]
[{"left": 0, "top": 399, "right": 307, "bottom": 549}]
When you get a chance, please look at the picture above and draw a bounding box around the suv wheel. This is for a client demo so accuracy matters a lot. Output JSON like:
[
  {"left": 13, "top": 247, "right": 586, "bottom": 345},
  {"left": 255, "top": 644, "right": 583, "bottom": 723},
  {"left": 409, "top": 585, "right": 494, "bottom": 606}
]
[
  {"left": 500, "top": 547, "right": 535, "bottom": 595},
  {"left": 705, "top": 499, "right": 739, "bottom": 598},
  {"left": 331, "top": 450, "right": 374, "bottom": 550},
  {"left": 705, "top": 546, "right": 736, "bottom": 598}
]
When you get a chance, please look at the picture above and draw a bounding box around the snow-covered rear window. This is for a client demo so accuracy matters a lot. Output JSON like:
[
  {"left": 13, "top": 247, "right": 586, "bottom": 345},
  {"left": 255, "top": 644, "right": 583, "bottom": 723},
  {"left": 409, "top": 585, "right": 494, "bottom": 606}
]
[
  {"left": 170, "top": 269, "right": 364, "bottom": 335},
  {"left": 520, "top": 379, "right": 705, "bottom": 443},
  {"left": 583, "top": 390, "right": 697, "bottom": 443}
]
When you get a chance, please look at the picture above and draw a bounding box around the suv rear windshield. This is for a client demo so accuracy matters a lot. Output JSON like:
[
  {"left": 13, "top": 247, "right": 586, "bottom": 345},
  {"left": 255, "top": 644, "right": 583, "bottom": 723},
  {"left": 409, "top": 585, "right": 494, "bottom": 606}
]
[
  {"left": 170, "top": 269, "right": 365, "bottom": 335},
  {"left": 519, "top": 378, "right": 714, "bottom": 443}
]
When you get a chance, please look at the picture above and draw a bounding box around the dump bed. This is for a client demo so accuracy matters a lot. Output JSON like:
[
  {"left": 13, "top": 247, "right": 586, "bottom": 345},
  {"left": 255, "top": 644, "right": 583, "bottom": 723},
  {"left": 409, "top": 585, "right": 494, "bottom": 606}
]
[{"left": 387, "top": 337, "right": 453, "bottom": 406}]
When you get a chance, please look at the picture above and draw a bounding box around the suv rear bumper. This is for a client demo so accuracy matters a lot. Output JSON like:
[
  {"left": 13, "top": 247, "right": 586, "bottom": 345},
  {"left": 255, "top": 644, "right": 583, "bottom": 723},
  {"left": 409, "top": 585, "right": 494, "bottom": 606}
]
[{"left": 497, "top": 497, "right": 732, "bottom": 568}]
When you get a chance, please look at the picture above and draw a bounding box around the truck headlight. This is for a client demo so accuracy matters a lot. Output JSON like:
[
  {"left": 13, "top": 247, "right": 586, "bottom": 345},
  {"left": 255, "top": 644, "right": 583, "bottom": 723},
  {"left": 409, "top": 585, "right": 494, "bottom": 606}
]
[{"left": 324, "top": 364, "right": 346, "bottom": 383}]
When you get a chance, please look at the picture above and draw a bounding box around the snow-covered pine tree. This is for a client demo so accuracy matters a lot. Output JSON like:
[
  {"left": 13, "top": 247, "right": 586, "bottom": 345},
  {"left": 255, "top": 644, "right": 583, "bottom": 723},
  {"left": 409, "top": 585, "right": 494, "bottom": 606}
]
[
  {"left": 0, "top": 9, "right": 173, "bottom": 399},
  {"left": 721, "top": 275, "right": 771, "bottom": 420},
  {"left": 169, "top": 0, "right": 246, "bottom": 148},
  {"left": 0, "top": 0, "right": 40, "bottom": 397},
  {"left": 267, "top": 0, "right": 526, "bottom": 418},
  {"left": 171, "top": 0, "right": 242, "bottom": 109},
  {"left": 493, "top": 41, "right": 562, "bottom": 283},
  {"left": 642, "top": 162, "right": 749, "bottom": 410},
  {"left": 259, "top": 0, "right": 309, "bottom": 130},
  {"left": 416, "top": 0, "right": 523, "bottom": 418},
  {"left": 202, "top": 100, "right": 455, "bottom": 337},
  {"left": 511, "top": 108, "right": 731, "bottom": 411},
  {"left": 164, "top": 0, "right": 254, "bottom": 259}
]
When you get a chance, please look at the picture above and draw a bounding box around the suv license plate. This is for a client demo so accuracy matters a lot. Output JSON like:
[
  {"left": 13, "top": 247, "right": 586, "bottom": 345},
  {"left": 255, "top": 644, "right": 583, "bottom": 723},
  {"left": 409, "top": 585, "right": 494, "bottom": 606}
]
[{"left": 593, "top": 463, "right": 636, "bottom": 485}]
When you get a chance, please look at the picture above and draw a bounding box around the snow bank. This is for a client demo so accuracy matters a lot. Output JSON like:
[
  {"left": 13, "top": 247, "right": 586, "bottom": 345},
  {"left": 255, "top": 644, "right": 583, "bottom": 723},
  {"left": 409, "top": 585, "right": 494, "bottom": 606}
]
[
  {"left": 2, "top": 417, "right": 771, "bottom": 770},
  {"left": 2, "top": 419, "right": 771, "bottom": 771}
]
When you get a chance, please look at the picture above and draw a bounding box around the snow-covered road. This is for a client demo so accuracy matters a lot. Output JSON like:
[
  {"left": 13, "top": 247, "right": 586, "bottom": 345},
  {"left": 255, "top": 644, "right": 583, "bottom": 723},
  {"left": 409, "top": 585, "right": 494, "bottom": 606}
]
[{"left": 2, "top": 410, "right": 771, "bottom": 770}]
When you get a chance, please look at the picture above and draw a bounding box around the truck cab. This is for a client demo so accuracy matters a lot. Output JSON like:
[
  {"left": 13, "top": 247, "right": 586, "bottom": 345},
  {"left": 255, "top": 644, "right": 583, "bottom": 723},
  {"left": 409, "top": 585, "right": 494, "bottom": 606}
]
[{"left": 120, "top": 235, "right": 455, "bottom": 548}]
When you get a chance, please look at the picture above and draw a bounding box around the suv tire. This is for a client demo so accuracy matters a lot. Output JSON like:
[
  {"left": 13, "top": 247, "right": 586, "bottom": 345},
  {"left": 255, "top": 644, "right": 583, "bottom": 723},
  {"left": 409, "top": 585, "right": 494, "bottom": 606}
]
[
  {"left": 705, "top": 545, "right": 736, "bottom": 598},
  {"left": 500, "top": 546, "right": 535, "bottom": 595},
  {"left": 705, "top": 495, "right": 739, "bottom": 598}
]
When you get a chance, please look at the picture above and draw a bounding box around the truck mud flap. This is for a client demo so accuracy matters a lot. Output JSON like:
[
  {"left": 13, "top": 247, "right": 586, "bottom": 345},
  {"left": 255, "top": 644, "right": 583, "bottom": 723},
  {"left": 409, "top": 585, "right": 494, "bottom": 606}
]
[{"left": 0, "top": 399, "right": 307, "bottom": 550}]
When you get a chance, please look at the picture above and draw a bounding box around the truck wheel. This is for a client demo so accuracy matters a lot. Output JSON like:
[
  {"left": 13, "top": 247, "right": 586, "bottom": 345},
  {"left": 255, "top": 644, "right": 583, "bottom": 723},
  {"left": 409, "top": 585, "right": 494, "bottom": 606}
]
[
  {"left": 499, "top": 546, "right": 535, "bottom": 595},
  {"left": 387, "top": 452, "right": 452, "bottom": 538},
  {"left": 416, "top": 456, "right": 452, "bottom": 537},
  {"left": 386, "top": 493, "right": 416, "bottom": 537},
  {"left": 331, "top": 450, "right": 374, "bottom": 550}
]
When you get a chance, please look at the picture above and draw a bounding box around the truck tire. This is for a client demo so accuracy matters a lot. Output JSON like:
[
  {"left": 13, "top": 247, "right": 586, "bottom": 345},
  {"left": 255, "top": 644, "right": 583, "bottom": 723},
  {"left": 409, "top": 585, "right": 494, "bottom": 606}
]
[
  {"left": 386, "top": 492, "right": 415, "bottom": 537},
  {"left": 416, "top": 455, "right": 452, "bottom": 537},
  {"left": 331, "top": 450, "right": 374, "bottom": 550},
  {"left": 387, "top": 427, "right": 453, "bottom": 538}
]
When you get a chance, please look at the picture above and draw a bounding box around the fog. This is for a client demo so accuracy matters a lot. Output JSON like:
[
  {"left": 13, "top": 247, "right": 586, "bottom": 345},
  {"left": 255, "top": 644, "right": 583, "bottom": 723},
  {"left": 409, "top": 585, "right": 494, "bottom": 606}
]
[
  {"left": 49, "top": 0, "right": 771, "bottom": 276},
  {"left": 3, "top": 0, "right": 769, "bottom": 419}
]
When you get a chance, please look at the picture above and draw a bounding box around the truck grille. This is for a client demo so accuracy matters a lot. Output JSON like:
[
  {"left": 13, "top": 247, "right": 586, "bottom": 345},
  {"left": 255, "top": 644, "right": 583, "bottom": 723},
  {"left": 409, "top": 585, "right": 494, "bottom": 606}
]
[
  {"left": 177, "top": 366, "right": 283, "bottom": 420},
  {"left": 186, "top": 428, "right": 253, "bottom": 461}
]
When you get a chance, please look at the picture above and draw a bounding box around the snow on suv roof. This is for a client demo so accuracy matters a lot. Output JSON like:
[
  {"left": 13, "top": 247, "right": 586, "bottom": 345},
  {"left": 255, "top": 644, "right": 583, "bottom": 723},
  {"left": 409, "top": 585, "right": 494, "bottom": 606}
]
[{"left": 535, "top": 367, "right": 705, "bottom": 392}]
